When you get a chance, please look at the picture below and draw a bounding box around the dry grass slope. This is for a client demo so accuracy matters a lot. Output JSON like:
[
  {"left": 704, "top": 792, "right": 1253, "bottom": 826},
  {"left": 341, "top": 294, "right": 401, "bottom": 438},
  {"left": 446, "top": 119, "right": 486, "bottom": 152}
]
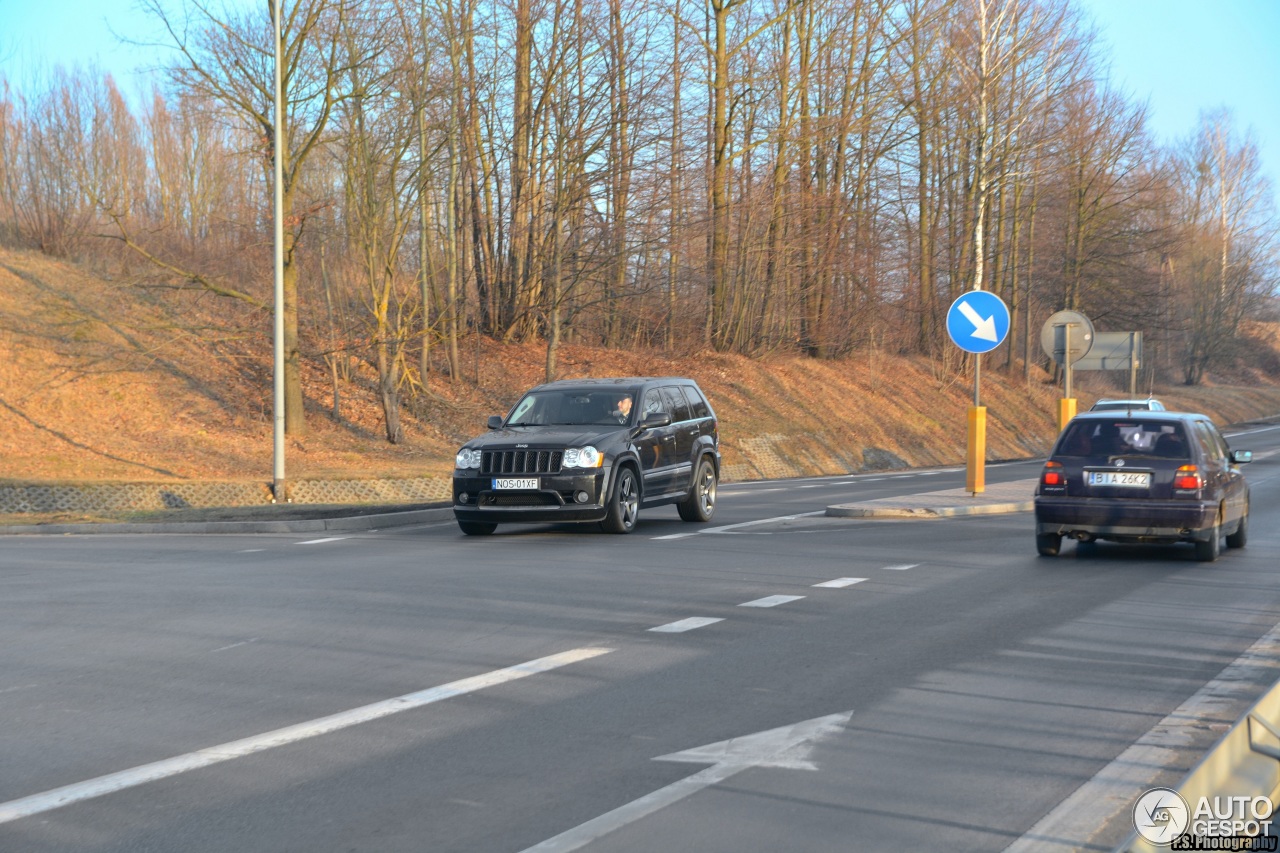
[{"left": 3, "top": 247, "right": 1279, "bottom": 486}]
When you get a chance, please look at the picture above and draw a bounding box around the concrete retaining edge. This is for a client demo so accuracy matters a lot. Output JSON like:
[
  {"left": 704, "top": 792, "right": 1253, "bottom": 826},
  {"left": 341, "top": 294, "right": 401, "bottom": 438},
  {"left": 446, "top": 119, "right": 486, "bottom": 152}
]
[{"left": 0, "top": 505, "right": 455, "bottom": 536}]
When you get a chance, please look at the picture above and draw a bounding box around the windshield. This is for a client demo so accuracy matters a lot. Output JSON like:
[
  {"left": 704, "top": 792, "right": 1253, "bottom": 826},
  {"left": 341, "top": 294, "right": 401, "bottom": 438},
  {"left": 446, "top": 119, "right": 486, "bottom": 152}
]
[
  {"left": 1056, "top": 419, "right": 1189, "bottom": 459},
  {"left": 506, "top": 390, "right": 635, "bottom": 427}
]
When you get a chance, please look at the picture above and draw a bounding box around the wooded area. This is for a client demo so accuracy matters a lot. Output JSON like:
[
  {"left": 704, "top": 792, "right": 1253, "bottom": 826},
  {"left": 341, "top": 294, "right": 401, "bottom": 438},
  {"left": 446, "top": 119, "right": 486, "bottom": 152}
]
[{"left": 1, "top": 0, "right": 1276, "bottom": 444}]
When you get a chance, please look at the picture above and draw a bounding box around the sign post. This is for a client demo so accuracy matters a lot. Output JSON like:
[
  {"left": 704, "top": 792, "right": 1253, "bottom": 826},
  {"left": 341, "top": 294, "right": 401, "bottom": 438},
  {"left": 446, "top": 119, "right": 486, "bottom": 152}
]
[
  {"left": 1040, "top": 310, "right": 1094, "bottom": 431},
  {"left": 946, "top": 291, "right": 1010, "bottom": 495}
]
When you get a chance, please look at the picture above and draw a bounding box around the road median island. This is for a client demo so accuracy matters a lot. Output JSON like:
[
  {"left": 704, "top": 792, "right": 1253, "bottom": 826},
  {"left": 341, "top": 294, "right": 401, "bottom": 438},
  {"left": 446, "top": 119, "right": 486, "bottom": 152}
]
[{"left": 825, "top": 478, "right": 1038, "bottom": 519}]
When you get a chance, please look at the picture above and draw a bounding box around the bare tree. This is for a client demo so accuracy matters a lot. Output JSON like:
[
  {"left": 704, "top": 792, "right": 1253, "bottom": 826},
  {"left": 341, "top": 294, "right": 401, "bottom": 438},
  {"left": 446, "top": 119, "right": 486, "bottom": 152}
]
[
  {"left": 145, "top": 0, "right": 361, "bottom": 435},
  {"left": 1170, "top": 110, "right": 1277, "bottom": 384}
]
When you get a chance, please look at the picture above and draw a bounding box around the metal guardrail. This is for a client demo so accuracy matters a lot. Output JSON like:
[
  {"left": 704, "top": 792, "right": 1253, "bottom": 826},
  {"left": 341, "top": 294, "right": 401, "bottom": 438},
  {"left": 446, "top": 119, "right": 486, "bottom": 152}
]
[{"left": 1116, "top": 678, "right": 1280, "bottom": 852}]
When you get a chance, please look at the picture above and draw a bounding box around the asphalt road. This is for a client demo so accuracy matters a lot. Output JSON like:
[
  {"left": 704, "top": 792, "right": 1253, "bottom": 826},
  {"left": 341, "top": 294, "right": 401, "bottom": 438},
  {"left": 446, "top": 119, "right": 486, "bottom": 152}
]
[{"left": 3, "top": 424, "right": 1280, "bottom": 853}]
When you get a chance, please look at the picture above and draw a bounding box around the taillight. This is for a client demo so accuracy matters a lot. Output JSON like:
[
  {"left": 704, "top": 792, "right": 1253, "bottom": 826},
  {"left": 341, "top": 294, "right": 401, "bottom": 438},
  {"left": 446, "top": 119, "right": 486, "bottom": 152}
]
[
  {"left": 1173, "top": 464, "right": 1202, "bottom": 491},
  {"left": 1041, "top": 461, "right": 1065, "bottom": 487}
]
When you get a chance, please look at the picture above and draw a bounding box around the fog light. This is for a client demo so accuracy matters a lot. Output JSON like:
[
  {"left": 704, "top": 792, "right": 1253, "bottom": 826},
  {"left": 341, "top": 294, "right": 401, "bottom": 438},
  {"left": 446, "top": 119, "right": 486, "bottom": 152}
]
[
  {"left": 575, "top": 490, "right": 590, "bottom": 504},
  {"left": 458, "top": 492, "right": 469, "bottom": 504}
]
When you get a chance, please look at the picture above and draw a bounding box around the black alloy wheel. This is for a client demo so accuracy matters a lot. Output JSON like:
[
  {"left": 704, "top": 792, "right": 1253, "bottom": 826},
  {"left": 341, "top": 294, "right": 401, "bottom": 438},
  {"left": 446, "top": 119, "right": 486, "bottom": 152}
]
[
  {"left": 677, "top": 457, "right": 717, "bottom": 522},
  {"left": 601, "top": 467, "right": 639, "bottom": 534}
]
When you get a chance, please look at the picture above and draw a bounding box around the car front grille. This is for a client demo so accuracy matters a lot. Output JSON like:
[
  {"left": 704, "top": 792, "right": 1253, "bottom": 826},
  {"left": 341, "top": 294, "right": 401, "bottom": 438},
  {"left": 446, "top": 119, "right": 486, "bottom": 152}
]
[
  {"left": 482, "top": 449, "right": 563, "bottom": 475},
  {"left": 483, "top": 492, "right": 563, "bottom": 507}
]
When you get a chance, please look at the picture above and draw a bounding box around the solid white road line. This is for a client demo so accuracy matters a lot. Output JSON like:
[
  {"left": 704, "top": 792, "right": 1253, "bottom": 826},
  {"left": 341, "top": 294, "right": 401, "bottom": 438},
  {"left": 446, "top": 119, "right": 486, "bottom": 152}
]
[
  {"left": 1003, "top": 620, "right": 1280, "bottom": 852},
  {"left": 210, "top": 639, "right": 259, "bottom": 653},
  {"left": 813, "top": 578, "right": 868, "bottom": 588},
  {"left": 739, "top": 595, "right": 805, "bottom": 608},
  {"left": 649, "top": 618, "right": 724, "bottom": 633},
  {"left": 651, "top": 511, "right": 826, "bottom": 540},
  {"left": 881, "top": 563, "right": 919, "bottom": 571},
  {"left": 295, "top": 536, "right": 350, "bottom": 545},
  {"left": 0, "top": 647, "right": 612, "bottom": 826}
]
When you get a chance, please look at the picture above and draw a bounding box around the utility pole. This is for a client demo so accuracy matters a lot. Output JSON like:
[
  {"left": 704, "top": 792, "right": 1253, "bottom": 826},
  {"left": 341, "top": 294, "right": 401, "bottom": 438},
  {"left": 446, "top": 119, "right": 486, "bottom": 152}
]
[{"left": 272, "top": 0, "right": 287, "bottom": 502}]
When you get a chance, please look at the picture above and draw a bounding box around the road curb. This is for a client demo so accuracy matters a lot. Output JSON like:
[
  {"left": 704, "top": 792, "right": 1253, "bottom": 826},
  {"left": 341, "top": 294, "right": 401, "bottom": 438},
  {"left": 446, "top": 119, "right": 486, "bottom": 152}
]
[
  {"left": 0, "top": 506, "right": 456, "bottom": 536},
  {"left": 825, "top": 500, "right": 1035, "bottom": 518}
]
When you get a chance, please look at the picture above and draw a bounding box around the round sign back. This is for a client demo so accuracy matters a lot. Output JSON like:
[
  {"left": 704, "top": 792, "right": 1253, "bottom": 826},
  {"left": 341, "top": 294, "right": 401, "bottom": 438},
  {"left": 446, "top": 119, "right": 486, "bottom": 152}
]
[{"left": 1039, "top": 310, "right": 1095, "bottom": 366}]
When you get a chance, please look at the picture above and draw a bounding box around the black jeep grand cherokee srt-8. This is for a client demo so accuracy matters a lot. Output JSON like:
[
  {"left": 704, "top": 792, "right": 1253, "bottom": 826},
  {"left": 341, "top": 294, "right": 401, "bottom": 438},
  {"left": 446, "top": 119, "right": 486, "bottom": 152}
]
[{"left": 452, "top": 377, "right": 721, "bottom": 536}]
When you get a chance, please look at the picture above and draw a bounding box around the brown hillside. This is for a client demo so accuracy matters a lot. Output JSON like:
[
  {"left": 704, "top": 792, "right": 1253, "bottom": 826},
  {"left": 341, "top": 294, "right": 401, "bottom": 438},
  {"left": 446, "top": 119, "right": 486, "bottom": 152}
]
[{"left": 2, "top": 247, "right": 1279, "bottom": 486}]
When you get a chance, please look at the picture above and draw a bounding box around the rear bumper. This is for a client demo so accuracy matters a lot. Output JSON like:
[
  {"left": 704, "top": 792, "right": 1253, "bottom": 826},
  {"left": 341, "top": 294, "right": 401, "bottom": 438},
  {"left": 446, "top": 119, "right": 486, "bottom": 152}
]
[{"left": 1034, "top": 496, "right": 1217, "bottom": 542}]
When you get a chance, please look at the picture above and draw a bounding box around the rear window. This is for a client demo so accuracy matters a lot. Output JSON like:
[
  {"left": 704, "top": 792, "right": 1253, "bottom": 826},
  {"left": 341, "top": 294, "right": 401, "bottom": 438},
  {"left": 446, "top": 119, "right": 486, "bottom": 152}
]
[
  {"left": 661, "top": 386, "right": 692, "bottom": 422},
  {"left": 1056, "top": 420, "right": 1189, "bottom": 459},
  {"left": 681, "top": 385, "right": 711, "bottom": 419}
]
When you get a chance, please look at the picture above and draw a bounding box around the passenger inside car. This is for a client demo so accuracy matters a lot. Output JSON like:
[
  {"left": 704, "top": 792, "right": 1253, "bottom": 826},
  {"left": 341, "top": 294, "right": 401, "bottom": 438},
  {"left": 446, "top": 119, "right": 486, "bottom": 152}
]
[
  {"left": 1061, "top": 429, "right": 1092, "bottom": 456},
  {"left": 1154, "top": 432, "right": 1188, "bottom": 458},
  {"left": 1093, "top": 424, "right": 1123, "bottom": 456}
]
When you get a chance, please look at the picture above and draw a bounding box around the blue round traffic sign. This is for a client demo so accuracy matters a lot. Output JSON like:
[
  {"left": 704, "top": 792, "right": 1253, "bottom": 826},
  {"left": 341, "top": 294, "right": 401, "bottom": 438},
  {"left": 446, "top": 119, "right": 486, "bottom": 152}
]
[{"left": 946, "top": 290, "right": 1010, "bottom": 354}]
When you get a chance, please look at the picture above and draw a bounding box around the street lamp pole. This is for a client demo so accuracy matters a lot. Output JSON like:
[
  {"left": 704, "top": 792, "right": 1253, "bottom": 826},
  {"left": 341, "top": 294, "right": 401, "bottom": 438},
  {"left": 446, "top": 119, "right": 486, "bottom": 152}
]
[{"left": 271, "top": 0, "right": 286, "bottom": 501}]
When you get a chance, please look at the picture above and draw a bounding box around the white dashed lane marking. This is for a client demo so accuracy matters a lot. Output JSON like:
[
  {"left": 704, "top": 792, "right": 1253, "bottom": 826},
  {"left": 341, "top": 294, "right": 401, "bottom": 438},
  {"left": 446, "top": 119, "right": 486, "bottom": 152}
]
[
  {"left": 649, "top": 618, "right": 724, "bottom": 633},
  {"left": 295, "top": 537, "right": 350, "bottom": 545},
  {"left": 881, "top": 563, "right": 918, "bottom": 571},
  {"left": 813, "top": 578, "right": 867, "bottom": 588},
  {"left": 739, "top": 595, "right": 805, "bottom": 608}
]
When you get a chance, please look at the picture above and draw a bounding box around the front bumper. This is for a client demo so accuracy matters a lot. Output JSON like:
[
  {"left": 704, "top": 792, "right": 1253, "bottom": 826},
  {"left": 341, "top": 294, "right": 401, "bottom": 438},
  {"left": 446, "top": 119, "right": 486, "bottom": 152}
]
[
  {"left": 452, "top": 467, "right": 613, "bottom": 525},
  {"left": 1034, "top": 496, "right": 1218, "bottom": 542}
]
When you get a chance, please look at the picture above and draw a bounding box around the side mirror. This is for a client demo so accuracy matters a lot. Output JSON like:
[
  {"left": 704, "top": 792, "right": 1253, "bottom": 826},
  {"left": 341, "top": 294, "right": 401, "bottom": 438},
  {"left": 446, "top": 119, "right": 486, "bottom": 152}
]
[
  {"left": 1230, "top": 450, "right": 1253, "bottom": 464},
  {"left": 487, "top": 415, "right": 504, "bottom": 430},
  {"left": 639, "top": 412, "right": 672, "bottom": 430}
]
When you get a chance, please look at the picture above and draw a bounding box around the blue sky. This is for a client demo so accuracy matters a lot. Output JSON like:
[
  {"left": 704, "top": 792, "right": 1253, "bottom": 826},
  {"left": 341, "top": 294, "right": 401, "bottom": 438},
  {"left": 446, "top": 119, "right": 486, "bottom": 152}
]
[
  {"left": 1075, "top": 0, "right": 1280, "bottom": 188},
  {"left": 1, "top": 0, "right": 1278, "bottom": 189}
]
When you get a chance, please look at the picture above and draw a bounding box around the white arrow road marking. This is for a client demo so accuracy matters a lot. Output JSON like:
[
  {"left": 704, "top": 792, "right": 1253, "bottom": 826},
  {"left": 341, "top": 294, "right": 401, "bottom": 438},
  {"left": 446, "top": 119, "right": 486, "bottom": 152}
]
[
  {"left": 519, "top": 712, "right": 853, "bottom": 853},
  {"left": 0, "top": 647, "right": 612, "bottom": 825},
  {"left": 958, "top": 299, "right": 998, "bottom": 341}
]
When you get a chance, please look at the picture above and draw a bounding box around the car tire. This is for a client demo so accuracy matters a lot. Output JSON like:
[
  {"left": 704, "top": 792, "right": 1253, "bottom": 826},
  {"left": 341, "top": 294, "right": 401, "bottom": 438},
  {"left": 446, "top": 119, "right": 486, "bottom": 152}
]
[
  {"left": 1194, "top": 517, "right": 1221, "bottom": 562},
  {"left": 1226, "top": 505, "right": 1248, "bottom": 549},
  {"left": 458, "top": 520, "right": 497, "bottom": 536},
  {"left": 1036, "top": 533, "right": 1062, "bottom": 557},
  {"left": 601, "top": 467, "right": 639, "bottom": 534},
  {"left": 677, "top": 457, "right": 717, "bottom": 522}
]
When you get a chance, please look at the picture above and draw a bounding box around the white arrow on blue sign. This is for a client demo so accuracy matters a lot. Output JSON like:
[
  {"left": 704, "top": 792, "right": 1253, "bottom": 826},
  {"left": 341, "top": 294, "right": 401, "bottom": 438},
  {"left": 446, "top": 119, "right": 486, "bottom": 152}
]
[{"left": 946, "top": 290, "right": 1010, "bottom": 354}]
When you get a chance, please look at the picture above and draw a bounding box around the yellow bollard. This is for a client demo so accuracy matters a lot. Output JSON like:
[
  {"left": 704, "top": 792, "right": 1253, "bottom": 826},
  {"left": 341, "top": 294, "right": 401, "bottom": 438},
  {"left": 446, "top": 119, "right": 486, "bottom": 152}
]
[
  {"left": 967, "top": 406, "right": 986, "bottom": 495},
  {"left": 1058, "top": 398, "right": 1077, "bottom": 432}
]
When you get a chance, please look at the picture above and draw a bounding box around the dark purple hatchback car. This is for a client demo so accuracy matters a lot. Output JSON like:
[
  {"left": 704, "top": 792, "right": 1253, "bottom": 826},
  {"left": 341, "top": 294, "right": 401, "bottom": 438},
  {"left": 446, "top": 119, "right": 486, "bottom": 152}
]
[{"left": 1034, "top": 411, "right": 1252, "bottom": 561}]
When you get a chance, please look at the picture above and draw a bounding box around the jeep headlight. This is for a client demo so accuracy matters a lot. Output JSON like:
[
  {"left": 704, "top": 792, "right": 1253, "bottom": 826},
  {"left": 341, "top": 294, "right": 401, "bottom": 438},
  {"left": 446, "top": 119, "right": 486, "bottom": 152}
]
[
  {"left": 563, "top": 446, "right": 602, "bottom": 468},
  {"left": 455, "top": 448, "right": 482, "bottom": 470}
]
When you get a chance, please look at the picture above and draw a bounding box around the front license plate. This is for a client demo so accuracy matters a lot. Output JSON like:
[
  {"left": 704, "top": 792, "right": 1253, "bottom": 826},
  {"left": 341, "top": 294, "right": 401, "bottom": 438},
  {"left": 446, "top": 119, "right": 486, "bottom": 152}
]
[
  {"left": 493, "top": 477, "right": 539, "bottom": 490},
  {"left": 1088, "top": 471, "right": 1151, "bottom": 488}
]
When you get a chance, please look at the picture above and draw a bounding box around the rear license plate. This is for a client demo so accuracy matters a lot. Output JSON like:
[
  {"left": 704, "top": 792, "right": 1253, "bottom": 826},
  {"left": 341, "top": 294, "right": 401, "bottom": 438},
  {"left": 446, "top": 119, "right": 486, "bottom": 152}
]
[
  {"left": 1087, "top": 471, "right": 1151, "bottom": 488},
  {"left": 493, "top": 477, "right": 539, "bottom": 490}
]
